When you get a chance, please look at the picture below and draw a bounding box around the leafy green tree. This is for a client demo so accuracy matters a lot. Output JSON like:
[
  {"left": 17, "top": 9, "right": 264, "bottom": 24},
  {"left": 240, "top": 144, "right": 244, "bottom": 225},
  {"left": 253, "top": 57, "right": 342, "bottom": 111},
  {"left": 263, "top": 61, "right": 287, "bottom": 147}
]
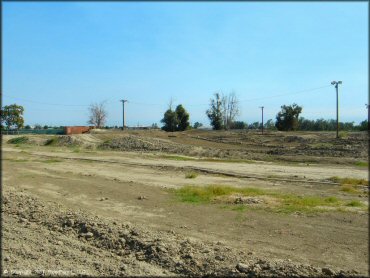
[
  {"left": 2, "top": 104, "right": 25, "bottom": 130},
  {"left": 275, "top": 103, "right": 302, "bottom": 131},
  {"left": 43, "top": 125, "right": 49, "bottom": 130},
  {"left": 175, "top": 105, "right": 190, "bottom": 131},
  {"left": 161, "top": 109, "right": 178, "bottom": 132},
  {"left": 264, "top": 119, "right": 276, "bottom": 130},
  {"left": 24, "top": 125, "right": 31, "bottom": 130},
  {"left": 358, "top": 120, "right": 368, "bottom": 131},
  {"left": 193, "top": 122, "right": 203, "bottom": 129},
  {"left": 206, "top": 92, "right": 224, "bottom": 130},
  {"left": 249, "top": 122, "right": 260, "bottom": 129},
  {"left": 230, "top": 121, "right": 247, "bottom": 129}
]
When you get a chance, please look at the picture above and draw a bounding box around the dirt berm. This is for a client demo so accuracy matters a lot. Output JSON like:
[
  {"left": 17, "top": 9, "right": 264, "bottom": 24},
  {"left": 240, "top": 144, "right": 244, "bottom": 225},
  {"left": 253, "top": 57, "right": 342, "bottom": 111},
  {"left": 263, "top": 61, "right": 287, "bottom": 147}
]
[{"left": 2, "top": 187, "right": 361, "bottom": 277}]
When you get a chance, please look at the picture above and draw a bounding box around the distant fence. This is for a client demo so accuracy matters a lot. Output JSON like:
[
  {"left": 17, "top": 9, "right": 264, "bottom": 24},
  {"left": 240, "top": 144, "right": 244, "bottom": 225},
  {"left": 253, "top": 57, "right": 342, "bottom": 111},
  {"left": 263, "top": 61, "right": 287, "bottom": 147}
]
[{"left": 1, "top": 129, "right": 65, "bottom": 135}]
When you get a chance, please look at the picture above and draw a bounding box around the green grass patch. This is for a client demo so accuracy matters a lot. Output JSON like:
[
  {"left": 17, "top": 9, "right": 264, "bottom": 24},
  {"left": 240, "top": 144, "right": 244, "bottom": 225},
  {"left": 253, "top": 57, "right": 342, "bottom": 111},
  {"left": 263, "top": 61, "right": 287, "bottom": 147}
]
[
  {"left": 329, "top": 176, "right": 368, "bottom": 186},
  {"left": 185, "top": 172, "right": 198, "bottom": 179},
  {"left": 44, "top": 137, "right": 58, "bottom": 146},
  {"left": 173, "top": 185, "right": 266, "bottom": 204},
  {"left": 201, "top": 158, "right": 255, "bottom": 164},
  {"left": 338, "top": 131, "right": 349, "bottom": 139},
  {"left": 340, "top": 185, "right": 360, "bottom": 194},
  {"left": 40, "top": 159, "right": 62, "bottom": 163},
  {"left": 309, "top": 142, "right": 333, "bottom": 149},
  {"left": 8, "top": 136, "right": 29, "bottom": 144},
  {"left": 158, "top": 155, "right": 196, "bottom": 161},
  {"left": 171, "top": 185, "right": 366, "bottom": 214},
  {"left": 274, "top": 195, "right": 341, "bottom": 213},
  {"left": 345, "top": 200, "right": 364, "bottom": 207},
  {"left": 3, "top": 158, "right": 29, "bottom": 162},
  {"left": 354, "top": 161, "right": 368, "bottom": 168}
]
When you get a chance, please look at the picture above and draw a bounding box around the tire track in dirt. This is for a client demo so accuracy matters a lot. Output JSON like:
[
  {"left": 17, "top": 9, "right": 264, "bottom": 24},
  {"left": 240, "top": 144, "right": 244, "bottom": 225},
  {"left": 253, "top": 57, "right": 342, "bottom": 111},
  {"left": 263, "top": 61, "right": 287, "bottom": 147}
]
[{"left": 16, "top": 150, "right": 342, "bottom": 186}]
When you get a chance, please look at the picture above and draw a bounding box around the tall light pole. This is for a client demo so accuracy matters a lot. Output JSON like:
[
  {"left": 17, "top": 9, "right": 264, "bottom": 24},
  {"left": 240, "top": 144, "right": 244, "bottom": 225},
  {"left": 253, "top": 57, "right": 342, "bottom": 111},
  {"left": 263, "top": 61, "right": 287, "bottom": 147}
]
[
  {"left": 259, "top": 106, "right": 264, "bottom": 134},
  {"left": 120, "top": 99, "right": 128, "bottom": 130},
  {"left": 331, "top": 81, "right": 342, "bottom": 138}
]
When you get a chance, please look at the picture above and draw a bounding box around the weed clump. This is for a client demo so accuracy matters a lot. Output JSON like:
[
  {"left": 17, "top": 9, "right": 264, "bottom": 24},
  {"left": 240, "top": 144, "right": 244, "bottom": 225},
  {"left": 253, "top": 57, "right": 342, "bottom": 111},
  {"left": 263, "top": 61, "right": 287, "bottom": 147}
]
[
  {"left": 8, "top": 136, "right": 29, "bottom": 144},
  {"left": 329, "top": 176, "right": 368, "bottom": 186},
  {"left": 44, "top": 137, "right": 58, "bottom": 146},
  {"left": 185, "top": 172, "right": 198, "bottom": 179}
]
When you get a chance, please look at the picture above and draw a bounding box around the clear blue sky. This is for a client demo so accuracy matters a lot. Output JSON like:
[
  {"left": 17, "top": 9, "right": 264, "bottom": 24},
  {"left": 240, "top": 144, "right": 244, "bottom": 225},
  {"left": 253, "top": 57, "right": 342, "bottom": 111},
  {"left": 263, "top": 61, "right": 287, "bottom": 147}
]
[{"left": 3, "top": 2, "right": 368, "bottom": 127}]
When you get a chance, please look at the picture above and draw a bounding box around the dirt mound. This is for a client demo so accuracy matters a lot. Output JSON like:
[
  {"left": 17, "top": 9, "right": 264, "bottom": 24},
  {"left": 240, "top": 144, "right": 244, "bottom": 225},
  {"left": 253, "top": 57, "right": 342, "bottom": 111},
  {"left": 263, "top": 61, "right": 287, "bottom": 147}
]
[
  {"left": 100, "top": 135, "right": 192, "bottom": 153},
  {"left": 44, "top": 136, "right": 97, "bottom": 148},
  {"left": 2, "top": 187, "right": 361, "bottom": 277},
  {"left": 7, "top": 136, "right": 48, "bottom": 146}
]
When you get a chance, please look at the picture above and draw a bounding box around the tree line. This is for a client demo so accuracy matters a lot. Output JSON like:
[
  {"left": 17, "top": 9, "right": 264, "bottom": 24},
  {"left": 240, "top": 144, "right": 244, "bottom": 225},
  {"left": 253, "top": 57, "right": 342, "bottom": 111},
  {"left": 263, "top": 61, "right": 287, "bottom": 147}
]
[
  {"left": 160, "top": 92, "right": 368, "bottom": 132},
  {"left": 1, "top": 99, "right": 368, "bottom": 132}
]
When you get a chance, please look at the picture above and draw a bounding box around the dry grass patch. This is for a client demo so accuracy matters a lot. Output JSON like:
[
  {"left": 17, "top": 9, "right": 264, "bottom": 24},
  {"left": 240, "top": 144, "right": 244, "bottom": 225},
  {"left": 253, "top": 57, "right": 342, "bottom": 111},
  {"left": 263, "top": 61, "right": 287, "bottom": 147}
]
[{"left": 329, "top": 176, "right": 368, "bottom": 196}]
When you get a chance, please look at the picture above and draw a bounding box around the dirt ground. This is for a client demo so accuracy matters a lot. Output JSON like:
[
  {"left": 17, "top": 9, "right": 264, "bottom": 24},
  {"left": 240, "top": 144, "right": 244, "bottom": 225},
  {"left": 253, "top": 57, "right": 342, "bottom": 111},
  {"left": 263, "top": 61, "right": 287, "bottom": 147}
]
[{"left": 1, "top": 130, "right": 369, "bottom": 276}]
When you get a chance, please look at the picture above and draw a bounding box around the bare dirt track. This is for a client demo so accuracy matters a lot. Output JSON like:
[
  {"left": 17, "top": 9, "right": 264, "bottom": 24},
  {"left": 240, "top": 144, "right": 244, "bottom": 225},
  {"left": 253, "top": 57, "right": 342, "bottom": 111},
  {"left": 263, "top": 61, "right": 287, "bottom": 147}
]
[{"left": 2, "top": 130, "right": 369, "bottom": 276}]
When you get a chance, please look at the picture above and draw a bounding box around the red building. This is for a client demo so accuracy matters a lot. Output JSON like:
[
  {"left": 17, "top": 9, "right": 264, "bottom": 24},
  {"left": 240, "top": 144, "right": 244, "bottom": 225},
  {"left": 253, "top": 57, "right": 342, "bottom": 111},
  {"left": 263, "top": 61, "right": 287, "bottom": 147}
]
[{"left": 64, "top": 126, "right": 94, "bottom": 135}]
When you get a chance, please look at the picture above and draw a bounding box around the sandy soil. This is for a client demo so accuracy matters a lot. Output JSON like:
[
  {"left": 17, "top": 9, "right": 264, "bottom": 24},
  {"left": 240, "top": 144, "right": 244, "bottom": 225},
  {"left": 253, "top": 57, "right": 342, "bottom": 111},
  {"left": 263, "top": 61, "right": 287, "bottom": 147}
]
[{"left": 2, "top": 130, "right": 368, "bottom": 276}]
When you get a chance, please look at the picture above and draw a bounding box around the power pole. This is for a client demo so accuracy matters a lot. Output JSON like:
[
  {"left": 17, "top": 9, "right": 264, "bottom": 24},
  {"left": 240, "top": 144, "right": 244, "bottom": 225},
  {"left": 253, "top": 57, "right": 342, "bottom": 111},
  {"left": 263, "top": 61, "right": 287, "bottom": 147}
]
[
  {"left": 120, "top": 100, "right": 128, "bottom": 130},
  {"left": 259, "top": 106, "right": 264, "bottom": 134},
  {"left": 331, "top": 81, "right": 342, "bottom": 138}
]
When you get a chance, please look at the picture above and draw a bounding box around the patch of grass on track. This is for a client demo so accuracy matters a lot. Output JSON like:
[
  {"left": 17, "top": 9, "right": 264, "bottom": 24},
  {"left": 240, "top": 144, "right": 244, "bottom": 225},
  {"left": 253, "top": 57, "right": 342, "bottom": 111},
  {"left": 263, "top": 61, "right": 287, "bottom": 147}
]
[
  {"left": 44, "top": 137, "right": 58, "bottom": 146},
  {"left": 354, "top": 161, "right": 368, "bottom": 168},
  {"left": 201, "top": 158, "right": 255, "bottom": 164},
  {"left": 173, "top": 185, "right": 265, "bottom": 204},
  {"left": 158, "top": 155, "right": 255, "bottom": 164},
  {"left": 329, "top": 176, "right": 368, "bottom": 186},
  {"left": 40, "top": 159, "right": 63, "bottom": 163},
  {"left": 159, "top": 155, "right": 197, "bottom": 161},
  {"left": 8, "top": 136, "right": 29, "bottom": 144},
  {"left": 171, "top": 185, "right": 366, "bottom": 213},
  {"left": 345, "top": 200, "right": 365, "bottom": 207},
  {"left": 185, "top": 172, "right": 198, "bottom": 179},
  {"left": 329, "top": 176, "right": 368, "bottom": 195}
]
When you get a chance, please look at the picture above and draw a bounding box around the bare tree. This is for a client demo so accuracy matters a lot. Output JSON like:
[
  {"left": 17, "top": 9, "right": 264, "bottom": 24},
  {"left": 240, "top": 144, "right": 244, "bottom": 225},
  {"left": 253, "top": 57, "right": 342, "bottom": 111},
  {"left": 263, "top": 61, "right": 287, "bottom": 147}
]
[
  {"left": 227, "top": 91, "right": 240, "bottom": 129},
  {"left": 88, "top": 101, "right": 107, "bottom": 128},
  {"left": 206, "top": 91, "right": 240, "bottom": 130},
  {"left": 222, "top": 91, "right": 240, "bottom": 130}
]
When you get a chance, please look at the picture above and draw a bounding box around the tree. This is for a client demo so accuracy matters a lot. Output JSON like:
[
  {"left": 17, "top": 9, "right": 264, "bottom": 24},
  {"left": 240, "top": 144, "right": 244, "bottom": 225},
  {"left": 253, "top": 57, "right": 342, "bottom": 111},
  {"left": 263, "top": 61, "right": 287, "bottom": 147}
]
[
  {"left": 2, "top": 104, "right": 25, "bottom": 130},
  {"left": 24, "top": 125, "right": 31, "bottom": 130},
  {"left": 275, "top": 103, "right": 302, "bottom": 131},
  {"left": 358, "top": 120, "right": 368, "bottom": 131},
  {"left": 161, "top": 109, "right": 178, "bottom": 132},
  {"left": 175, "top": 105, "right": 190, "bottom": 131},
  {"left": 206, "top": 92, "right": 224, "bottom": 130},
  {"left": 161, "top": 103, "right": 190, "bottom": 132},
  {"left": 223, "top": 91, "right": 240, "bottom": 129},
  {"left": 206, "top": 91, "right": 240, "bottom": 130},
  {"left": 265, "top": 119, "right": 276, "bottom": 130},
  {"left": 88, "top": 102, "right": 107, "bottom": 128},
  {"left": 230, "top": 121, "right": 247, "bottom": 129},
  {"left": 43, "top": 125, "right": 49, "bottom": 130},
  {"left": 249, "top": 122, "right": 260, "bottom": 129},
  {"left": 193, "top": 122, "right": 203, "bottom": 129}
]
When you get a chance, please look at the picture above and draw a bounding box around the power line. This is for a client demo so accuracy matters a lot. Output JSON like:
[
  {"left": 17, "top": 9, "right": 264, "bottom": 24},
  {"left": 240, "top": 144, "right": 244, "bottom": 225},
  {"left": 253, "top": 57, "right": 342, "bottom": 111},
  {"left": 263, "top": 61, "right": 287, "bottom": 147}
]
[{"left": 2, "top": 84, "right": 332, "bottom": 108}]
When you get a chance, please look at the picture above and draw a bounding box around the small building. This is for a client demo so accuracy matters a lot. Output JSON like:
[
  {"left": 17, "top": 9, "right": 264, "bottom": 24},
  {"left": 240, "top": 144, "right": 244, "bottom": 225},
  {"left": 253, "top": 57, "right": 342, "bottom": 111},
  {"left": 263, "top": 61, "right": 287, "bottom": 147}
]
[{"left": 64, "top": 126, "right": 94, "bottom": 135}]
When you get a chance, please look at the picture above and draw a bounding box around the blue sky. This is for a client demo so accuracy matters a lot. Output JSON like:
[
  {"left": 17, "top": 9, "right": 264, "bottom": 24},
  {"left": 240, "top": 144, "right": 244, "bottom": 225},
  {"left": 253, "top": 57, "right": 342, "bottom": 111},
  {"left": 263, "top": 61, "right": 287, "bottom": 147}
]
[{"left": 3, "top": 2, "right": 368, "bottom": 127}]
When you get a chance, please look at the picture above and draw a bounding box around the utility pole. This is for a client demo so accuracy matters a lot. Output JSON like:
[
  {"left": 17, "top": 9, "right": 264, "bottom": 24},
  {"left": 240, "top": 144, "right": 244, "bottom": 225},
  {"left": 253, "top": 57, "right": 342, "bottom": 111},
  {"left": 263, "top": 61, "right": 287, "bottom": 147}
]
[
  {"left": 120, "top": 100, "right": 128, "bottom": 130},
  {"left": 331, "top": 81, "right": 342, "bottom": 138},
  {"left": 259, "top": 106, "right": 264, "bottom": 134}
]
